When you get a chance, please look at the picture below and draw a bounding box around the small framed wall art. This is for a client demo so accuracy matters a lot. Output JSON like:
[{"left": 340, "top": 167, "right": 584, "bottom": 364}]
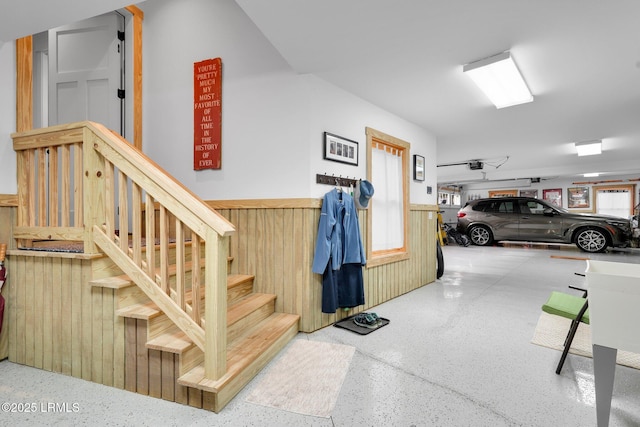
[
  {"left": 413, "top": 155, "right": 425, "bottom": 181},
  {"left": 488, "top": 189, "right": 517, "bottom": 198},
  {"left": 567, "top": 186, "right": 590, "bottom": 209},
  {"left": 519, "top": 189, "right": 538, "bottom": 198},
  {"left": 543, "top": 188, "right": 562, "bottom": 207},
  {"left": 323, "top": 132, "right": 359, "bottom": 166}
]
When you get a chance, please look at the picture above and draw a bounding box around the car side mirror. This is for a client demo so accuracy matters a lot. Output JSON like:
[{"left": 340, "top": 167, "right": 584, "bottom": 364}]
[{"left": 543, "top": 208, "right": 556, "bottom": 216}]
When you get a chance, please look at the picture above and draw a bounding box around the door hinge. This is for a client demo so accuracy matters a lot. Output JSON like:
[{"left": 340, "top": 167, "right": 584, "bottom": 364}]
[
  {"left": 117, "top": 89, "right": 125, "bottom": 99},
  {"left": 117, "top": 31, "right": 125, "bottom": 41}
]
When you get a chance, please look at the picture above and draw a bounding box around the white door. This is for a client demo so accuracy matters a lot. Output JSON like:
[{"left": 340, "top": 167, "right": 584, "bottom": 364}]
[
  {"left": 48, "top": 12, "right": 124, "bottom": 133},
  {"left": 47, "top": 12, "right": 125, "bottom": 227}
]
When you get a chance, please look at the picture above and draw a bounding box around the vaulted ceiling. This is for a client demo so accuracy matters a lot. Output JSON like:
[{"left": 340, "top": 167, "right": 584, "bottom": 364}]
[
  {"left": 3, "top": 0, "right": 640, "bottom": 186},
  {"left": 234, "top": 0, "right": 640, "bottom": 185}
]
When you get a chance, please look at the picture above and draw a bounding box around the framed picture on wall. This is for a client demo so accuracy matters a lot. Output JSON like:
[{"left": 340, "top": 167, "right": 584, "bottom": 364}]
[
  {"left": 413, "top": 155, "right": 425, "bottom": 181},
  {"left": 488, "top": 189, "right": 517, "bottom": 198},
  {"left": 567, "top": 186, "right": 590, "bottom": 209},
  {"left": 323, "top": 132, "right": 359, "bottom": 166},
  {"left": 519, "top": 189, "right": 538, "bottom": 198},
  {"left": 543, "top": 188, "right": 562, "bottom": 207}
]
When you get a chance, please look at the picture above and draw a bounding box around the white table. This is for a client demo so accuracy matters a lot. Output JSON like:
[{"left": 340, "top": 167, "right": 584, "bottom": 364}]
[{"left": 586, "top": 260, "right": 640, "bottom": 427}]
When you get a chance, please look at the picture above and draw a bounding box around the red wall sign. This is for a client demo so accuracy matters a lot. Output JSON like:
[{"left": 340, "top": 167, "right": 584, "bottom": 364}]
[{"left": 193, "top": 58, "right": 222, "bottom": 170}]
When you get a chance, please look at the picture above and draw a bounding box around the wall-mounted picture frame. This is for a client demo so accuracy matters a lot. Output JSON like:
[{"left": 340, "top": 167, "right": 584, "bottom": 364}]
[
  {"left": 567, "top": 186, "right": 590, "bottom": 209},
  {"left": 413, "top": 155, "right": 425, "bottom": 181},
  {"left": 543, "top": 188, "right": 562, "bottom": 207},
  {"left": 488, "top": 189, "right": 517, "bottom": 198},
  {"left": 519, "top": 189, "right": 538, "bottom": 198},
  {"left": 323, "top": 132, "right": 358, "bottom": 166}
]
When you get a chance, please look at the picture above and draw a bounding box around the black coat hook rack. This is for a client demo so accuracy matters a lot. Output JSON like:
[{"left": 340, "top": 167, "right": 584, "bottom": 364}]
[{"left": 316, "top": 173, "right": 359, "bottom": 188}]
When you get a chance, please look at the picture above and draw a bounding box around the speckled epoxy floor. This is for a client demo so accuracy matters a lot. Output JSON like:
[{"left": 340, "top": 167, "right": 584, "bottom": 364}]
[{"left": 1, "top": 245, "right": 639, "bottom": 426}]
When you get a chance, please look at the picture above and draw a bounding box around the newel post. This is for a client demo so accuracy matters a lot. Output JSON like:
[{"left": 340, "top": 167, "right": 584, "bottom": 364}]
[
  {"left": 82, "top": 127, "right": 106, "bottom": 254},
  {"left": 204, "top": 230, "right": 228, "bottom": 379}
]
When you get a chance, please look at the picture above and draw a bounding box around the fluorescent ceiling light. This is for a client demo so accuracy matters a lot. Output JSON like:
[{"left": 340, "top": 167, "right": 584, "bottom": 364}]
[
  {"left": 575, "top": 140, "right": 602, "bottom": 156},
  {"left": 463, "top": 51, "right": 533, "bottom": 109},
  {"left": 583, "top": 172, "right": 600, "bottom": 177}
]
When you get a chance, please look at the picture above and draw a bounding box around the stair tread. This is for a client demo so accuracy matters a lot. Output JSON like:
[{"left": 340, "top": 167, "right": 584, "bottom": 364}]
[
  {"left": 116, "top": 300, "right": 162, "bottom": 320},
  {"left": 89, "top": 275, "right": 133, "bottom": 289},
  {"left": 178, "top": 312, "right": 300, "bottom": 392},
  {"left": 146, "top": 326, "right": 195, "bottom": 353},
  {"left": 227, "top": 293, "right": 276, "bottom": 326}
]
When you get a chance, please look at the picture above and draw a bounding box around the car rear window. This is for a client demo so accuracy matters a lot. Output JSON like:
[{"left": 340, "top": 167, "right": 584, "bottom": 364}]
[{"left": 472, "top": 201, "right": 491, "bottom": 211}]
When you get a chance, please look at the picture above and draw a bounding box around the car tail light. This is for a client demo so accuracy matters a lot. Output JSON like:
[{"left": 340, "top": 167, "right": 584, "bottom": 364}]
[{"left": 457, "top": 212, "right": 466, "bottom": 218}]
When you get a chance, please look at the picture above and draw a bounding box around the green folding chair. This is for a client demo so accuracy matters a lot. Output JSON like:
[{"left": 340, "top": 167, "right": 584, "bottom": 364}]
[{"left": 541, "top": 285, "right": 589, "bottom": 374}]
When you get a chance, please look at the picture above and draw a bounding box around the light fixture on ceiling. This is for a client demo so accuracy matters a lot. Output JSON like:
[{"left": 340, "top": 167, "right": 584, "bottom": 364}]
[
  {"left": 463, "top": 51, "right": 533, "bottom": 109},
  {"left": 584, "top": 172, "right": 601, "bottom": 177},
  {"left": 575, "top": 140, "right": 602, "bottom": 156}
]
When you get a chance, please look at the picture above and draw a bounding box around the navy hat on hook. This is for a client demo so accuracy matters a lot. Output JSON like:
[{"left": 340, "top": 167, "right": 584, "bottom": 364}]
[{"left": 355, "top": 180, "right": 374, "bottom": 209}]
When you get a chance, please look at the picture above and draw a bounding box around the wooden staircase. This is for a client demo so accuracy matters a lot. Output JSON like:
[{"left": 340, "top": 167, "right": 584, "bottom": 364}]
[
  {"left": 90, "top": 262, "right": 300, "bottom": 412},
  {"left": 11, "top": 122, "right": 302, "bottom": 412}
]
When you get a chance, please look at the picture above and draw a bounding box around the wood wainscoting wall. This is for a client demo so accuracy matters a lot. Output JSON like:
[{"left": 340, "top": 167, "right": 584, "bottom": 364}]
[
  {"left": 5, "top": 251, "right": 127, "bottom": 384},
  {"left": 208, "top": 199, "right": 438, "bottom": 332},
  {"left": 0, "top": 195, "right": 17, "bottom": 360}
]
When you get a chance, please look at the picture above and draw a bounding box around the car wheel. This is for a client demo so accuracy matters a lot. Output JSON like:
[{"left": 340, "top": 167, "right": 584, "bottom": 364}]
[
  {"left": 469, "top": 225, "right": 493, "bottom": 246},
  {"left": 575, "top": 228, "right": 609, "bottom": 253}
]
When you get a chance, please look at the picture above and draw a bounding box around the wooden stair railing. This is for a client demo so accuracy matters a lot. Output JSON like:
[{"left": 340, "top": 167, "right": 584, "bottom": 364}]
[{"left": 12, "top": 121, "right": 236, "bottom": 381}]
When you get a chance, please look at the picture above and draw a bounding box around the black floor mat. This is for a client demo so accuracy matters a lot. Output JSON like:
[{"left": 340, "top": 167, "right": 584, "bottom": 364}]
[{"left": 334, "top": 314, "right": 390, "bottom": 335}]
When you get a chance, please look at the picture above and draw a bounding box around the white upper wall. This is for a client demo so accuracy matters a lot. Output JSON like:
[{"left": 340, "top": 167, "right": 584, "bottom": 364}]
[
  {"left": 142, "top": 0, "right": 313, "bottom": 200},
  {"left": 306, "top": 74, "right": 436, "bottom": 202},
  {"left": 0, "top": 42, "right": 17, "bottom": 194},
  {"left": 141, "top": 0, "right": 437, "bottom": 202},
  {"left": 0, "top": 0, "right": 437, "bottom": 202}
]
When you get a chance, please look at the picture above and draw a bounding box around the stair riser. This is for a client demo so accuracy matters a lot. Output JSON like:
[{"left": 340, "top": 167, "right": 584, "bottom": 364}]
[
  {"left": 118, "top": 284, "right": 149, "bottom": 311},
  {"left": 227, "top": 281, "right": 253, "bottom": 305},
  {"left": 227, "top": 300, "right": 276, "bottom": 344},
  {"left": 179, "top": 346, "right": 204, "bottom": 377},
  {"left": 148, "top": 312, "right": 177, "bottom": 342}
]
